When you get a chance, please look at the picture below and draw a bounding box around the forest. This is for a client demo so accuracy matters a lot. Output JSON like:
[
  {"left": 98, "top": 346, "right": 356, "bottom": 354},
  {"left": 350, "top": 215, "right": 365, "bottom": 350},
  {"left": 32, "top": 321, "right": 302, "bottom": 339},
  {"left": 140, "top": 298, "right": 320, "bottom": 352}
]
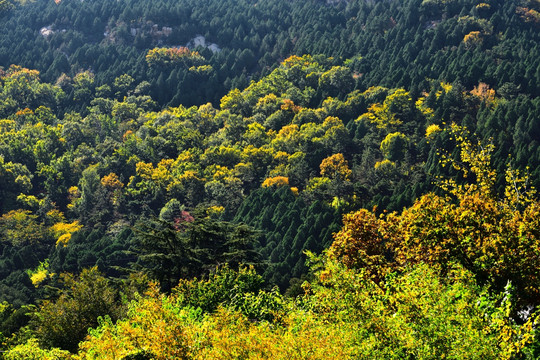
[{"left": 0, "top": 0, "right": 539, "bottom": 358}]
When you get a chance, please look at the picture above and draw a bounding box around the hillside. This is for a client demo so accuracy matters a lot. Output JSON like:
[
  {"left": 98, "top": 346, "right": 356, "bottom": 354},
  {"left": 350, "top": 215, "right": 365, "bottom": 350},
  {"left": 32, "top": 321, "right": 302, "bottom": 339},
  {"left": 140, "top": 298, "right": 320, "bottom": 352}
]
[
  {"left": 0, "top": 0, "right": 539, "bottom": 357},
  {"left": 0, "top": 0, "right": 538, "bottom": 106}
]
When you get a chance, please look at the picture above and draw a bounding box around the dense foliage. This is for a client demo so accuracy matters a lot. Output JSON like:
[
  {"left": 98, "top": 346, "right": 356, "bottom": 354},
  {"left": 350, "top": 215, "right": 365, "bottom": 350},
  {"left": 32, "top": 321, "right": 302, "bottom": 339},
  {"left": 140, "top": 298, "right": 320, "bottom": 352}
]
[
  {"left": 0, "top": 0, "right": 538, "bottom": 108},
  {"left": 0, "top": 0, "right": 539, "bottom": 357}
]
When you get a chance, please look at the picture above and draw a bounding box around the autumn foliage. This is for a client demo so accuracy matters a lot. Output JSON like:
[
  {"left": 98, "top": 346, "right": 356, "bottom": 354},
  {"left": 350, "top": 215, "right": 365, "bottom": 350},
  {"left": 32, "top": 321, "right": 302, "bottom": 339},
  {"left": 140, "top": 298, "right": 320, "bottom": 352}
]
[
  {"left": 327, "top": 209, "right": 386, "bottom": 277},
  {"left": 145, "top": 47, "right": 205, "bottom": 67},
  {"left": 261, "top": 175, "right": 289, "bottom": 188},
  {"left": 3, "top": 123, "right": 539, "bottom": 360},
  {"left": 330, "top": 125, "right": 540, "bottom": 306},
  {"left": 319, "top": 153, "right": 351, "bottom": 181}
]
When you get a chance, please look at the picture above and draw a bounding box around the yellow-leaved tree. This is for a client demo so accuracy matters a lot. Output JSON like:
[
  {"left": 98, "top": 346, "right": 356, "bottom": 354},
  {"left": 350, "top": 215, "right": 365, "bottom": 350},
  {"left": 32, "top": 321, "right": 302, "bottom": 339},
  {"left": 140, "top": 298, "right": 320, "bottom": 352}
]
[
  {"left": 327, "top": 124, "right": 540, "bottom": 356},
  {"left": 319, "top": 153, "right": 351, "bottom": 181},
  {"left": 331, "top": 124, "right": 540, "bottom": 301}
]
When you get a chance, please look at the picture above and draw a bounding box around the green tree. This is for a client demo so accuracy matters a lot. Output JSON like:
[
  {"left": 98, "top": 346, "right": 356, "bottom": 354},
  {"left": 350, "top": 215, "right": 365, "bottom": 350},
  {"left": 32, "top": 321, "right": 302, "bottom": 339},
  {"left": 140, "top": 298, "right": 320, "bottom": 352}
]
[
  {"left": 380, "top": 132, "right": 408, "bottom": 161},
  {"left": 134, "top": 214, "right": 259, "bottom": 292},
  {"left": 31, "top": 267, "right": 122, "bottom": 352}
]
